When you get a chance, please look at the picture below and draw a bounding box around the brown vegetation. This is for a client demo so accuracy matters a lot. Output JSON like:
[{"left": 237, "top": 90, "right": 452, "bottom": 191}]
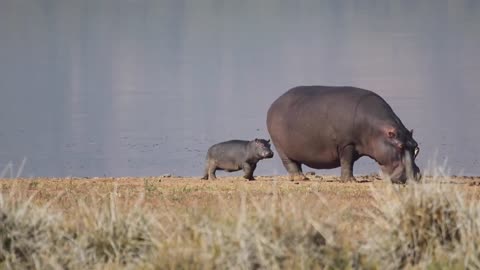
[{"left": 1, "top": 174, "right": 480, "bottom": 269}]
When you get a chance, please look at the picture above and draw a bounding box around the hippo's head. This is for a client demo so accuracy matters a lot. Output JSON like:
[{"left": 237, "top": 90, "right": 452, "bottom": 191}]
[
  {"left": 374, "top": 127, "right": 421, "bottom": 184},
  {"left": 251, "top": 138, "right": 274, "bottom": 159}
]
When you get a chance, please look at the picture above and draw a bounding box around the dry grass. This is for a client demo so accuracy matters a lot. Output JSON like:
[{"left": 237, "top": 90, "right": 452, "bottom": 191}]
[{"left": 0, "top": 174, "right": 480, "bottom": 269}]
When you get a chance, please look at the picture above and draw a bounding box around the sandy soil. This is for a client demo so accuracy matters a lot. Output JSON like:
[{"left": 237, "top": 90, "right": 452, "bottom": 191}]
[
  {"left": 1, "top": 174, "right": 480, "bottom": 241},
  {"left": 1, "top": 174, "right": 480, "bottom": 210}
]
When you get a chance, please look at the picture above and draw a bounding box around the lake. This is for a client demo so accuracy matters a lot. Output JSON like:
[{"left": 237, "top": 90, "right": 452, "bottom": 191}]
[{"left": 0, "top": 0, "right": 479, "bottom": 177}]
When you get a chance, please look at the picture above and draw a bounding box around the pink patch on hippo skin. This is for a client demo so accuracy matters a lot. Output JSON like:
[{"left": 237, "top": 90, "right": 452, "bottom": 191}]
[
  {"left": 383, "top": 126, "right": 404, "bottom": 150},
  {"left": 382, "top": 125, "right": 397, "bottom": 137}
]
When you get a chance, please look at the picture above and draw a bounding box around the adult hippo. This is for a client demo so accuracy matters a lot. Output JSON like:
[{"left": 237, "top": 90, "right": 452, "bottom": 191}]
[{"left": 266, "top": 86, "right": 421, "bottom": 183}]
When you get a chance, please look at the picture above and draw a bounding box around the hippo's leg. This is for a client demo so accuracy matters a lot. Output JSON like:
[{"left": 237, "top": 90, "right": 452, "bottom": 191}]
[
  {"left": 243, "top": 163, "right": 256, "bottom": 181},
  {"left": 340, "top": 145, "right": 356, "bottom": 182},
  {"left": 201, "top": 161, "right": 209, "bottom": 180},
  {"left": 207, "top": 162, "right": 217, "bottom": 180},
  {"left": 277, "top": 149, "right": 308, "bottom": 181}
]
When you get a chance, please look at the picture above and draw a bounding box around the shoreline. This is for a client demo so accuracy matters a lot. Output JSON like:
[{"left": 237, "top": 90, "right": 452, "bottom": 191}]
[{"left": 2, "top": 174, "right": 480, "bottom": 184}]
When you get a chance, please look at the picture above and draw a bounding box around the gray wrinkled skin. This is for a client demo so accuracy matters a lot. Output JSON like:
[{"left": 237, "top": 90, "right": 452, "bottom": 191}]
[
  {"left": 201, "top": 139, "right": 274, "bottom": 180},
  {"left": 267, "top": 86, "right": 421, "bottom": 183}
]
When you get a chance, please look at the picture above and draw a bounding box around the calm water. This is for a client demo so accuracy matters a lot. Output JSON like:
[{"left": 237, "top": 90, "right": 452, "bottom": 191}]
[{"left": 0, "top": 0, "right": 479, "bottom": 178}]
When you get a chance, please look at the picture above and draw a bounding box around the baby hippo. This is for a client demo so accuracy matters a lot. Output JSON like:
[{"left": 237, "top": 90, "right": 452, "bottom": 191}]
[{"left": 201, "top": 139, "right": 274, "bottom": 180}]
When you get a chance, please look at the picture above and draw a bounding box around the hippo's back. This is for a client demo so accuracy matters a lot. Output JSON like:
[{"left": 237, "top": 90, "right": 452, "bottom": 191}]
[
  {"left": 207, "top": 140, "right": 248, "bottom": 158},
  {"left": 270, "top": 86, "right": 375, "bottom": 109},
  {"left": 267, "top": 85, "right": 379, "bottom": 134}
]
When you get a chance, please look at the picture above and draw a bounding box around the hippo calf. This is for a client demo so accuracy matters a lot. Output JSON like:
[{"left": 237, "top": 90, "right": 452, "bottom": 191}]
[
  {"left": 201, "top": 139, "right": 274, "bottom": 180},
  {"left": 266, "top": 85, "right": 421, "bottom": 183}
]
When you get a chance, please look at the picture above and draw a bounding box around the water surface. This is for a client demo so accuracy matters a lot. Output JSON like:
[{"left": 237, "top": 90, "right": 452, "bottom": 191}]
[{"left": 0, "top": 0, "right": 479, "bottom": 177}]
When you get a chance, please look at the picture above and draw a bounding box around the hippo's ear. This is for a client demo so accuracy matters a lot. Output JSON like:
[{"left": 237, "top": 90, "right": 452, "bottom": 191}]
[
  {"left": 267, "top": 139, "right": 270, "bottom": 143},
  {"left": 410, "top": 129, "right": 414, "bottom": 136}
]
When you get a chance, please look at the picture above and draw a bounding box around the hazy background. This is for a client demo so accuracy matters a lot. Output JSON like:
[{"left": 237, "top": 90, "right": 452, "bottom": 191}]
[{"left": 0, "top": 0, "right": 479, "bottom": 178}]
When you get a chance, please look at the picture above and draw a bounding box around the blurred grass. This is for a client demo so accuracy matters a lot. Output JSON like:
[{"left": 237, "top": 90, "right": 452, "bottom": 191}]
[{"left": 0, "top": 174, "right": 480, "bottom": 269}]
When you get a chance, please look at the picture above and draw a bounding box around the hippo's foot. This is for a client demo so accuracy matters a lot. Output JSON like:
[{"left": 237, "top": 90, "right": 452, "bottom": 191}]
[
  {"left": 289, "top": 174, "right": 310, "bottom": 181},
  {"left": 244, "top": 176, "right": 256, "bottom": 181},
  {"left": 200, "top": 176, "right": 208, "bottom": 180},
  {"left": 340, "top": 176, "right": 357, "bottom": 182}
]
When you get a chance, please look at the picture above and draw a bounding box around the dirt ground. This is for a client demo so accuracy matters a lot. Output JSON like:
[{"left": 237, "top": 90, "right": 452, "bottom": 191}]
[
  {"left": 0, "top": 174, "right": 479, "bottom": 246},
  {"left": 2, "top": 174, "right": 480, "bottom": 208}
]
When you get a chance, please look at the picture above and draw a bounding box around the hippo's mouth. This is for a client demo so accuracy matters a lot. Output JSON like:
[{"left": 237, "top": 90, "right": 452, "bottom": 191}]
[
  {"left": 379, "top": 162, "right": 405, "bottom": 183},
  {"left": 378, "top": 151, "right": 420, "bottom": 183},
  {"left": 263, "top": 152, "right": 274, "bottom": 158}
]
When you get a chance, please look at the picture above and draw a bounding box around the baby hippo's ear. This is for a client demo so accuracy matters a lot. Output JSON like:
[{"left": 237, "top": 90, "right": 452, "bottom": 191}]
[{"left": 267, "top": 139, "right": 270, "bottom": 143}]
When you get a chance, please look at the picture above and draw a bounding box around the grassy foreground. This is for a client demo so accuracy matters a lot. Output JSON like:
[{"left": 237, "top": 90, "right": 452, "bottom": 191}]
[{"left": 1, "top": 174, "right": 480, "bottom": 269}]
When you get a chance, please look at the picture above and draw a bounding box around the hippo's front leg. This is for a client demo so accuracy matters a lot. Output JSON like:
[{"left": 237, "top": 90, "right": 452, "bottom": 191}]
[
  {"left": 340, "top": 145, "right": 356, "bottom": 182},
  {"left": 276, "top": 149, "right": 308, "bottom": 181},
  {"left": 242, "top": 163, "right": 256, "bottom": 180}
]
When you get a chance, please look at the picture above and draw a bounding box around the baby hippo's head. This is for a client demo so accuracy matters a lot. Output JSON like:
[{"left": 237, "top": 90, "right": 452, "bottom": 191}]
[{"left": 251, "top": 138, "right": 274, "bottom": 159}]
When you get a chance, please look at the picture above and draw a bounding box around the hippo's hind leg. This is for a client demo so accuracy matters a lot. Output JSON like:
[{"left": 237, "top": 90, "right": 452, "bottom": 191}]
[
  {"left": 207, "top": 162, "right": 217, "bottom": 180},
  {"left": 277, "top": 149, "right": 308, "bottom": 181},
  {"left": 201, "top": 161, "right": 209, "bottom": 180},
  {"left": 339, "top": 145, "right": 357, "bottom": 182},
  {"left": 242, "top": 163, "right": 256, "bottom": 181}
]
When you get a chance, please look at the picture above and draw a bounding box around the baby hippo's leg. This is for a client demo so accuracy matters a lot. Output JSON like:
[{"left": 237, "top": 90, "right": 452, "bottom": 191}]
[{"left": 243, "top": 163, "right": 256, "bottom": 181}]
